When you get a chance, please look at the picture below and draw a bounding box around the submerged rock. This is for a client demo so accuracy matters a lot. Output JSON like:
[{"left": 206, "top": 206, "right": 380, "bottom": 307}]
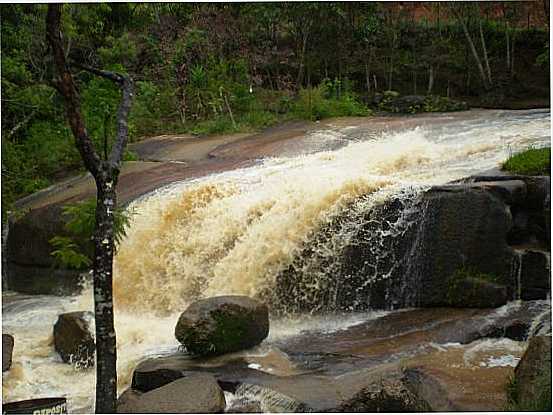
[
  {"left": 118, "top": 373, "right": 225, "bottom": 413},
  {"left": 175, "top": 296, "right": 269, "bottom": 356},
  {"left": 2, "top": 334, "right": 14, "bottom": 372},
  {"left": 53, "top": 311, "right": 95, "bottom": 368}
]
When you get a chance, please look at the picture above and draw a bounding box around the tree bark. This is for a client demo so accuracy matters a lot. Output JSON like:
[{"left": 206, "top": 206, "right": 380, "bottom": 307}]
[{"left": 46, "top": 4, "right": 133, "bottom": 413}]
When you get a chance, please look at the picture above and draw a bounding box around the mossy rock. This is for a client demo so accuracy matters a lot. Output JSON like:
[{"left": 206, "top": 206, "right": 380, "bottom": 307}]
[
  {"left": 174, "top": 296, "right": 269, "bottom": 356},
  {"left": 445, "top": 272, "right": 508, "bottom": 308}
]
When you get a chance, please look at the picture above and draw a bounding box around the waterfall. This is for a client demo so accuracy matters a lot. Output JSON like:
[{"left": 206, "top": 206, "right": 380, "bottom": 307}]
[{"left": 2, "top": 109, "right": 550, "bottom": 412}]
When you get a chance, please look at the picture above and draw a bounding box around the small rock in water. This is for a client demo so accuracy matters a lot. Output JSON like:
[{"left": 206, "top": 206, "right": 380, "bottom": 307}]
[
  {"left": 2, "top": 334, "right": 14, "bottom": 372},
  {"left": 175, "top": 296, "right": 269, "bottom": 356},
  {"left": 53, "top": 311, "right": 95, "bottom": 368}
]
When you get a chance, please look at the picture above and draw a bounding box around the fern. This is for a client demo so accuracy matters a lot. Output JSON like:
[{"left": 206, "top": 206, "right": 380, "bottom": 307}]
[
  {"left": 49, "top": 236, "right": 92, "bottom": 269},
  {"left": 49, "top": 198, "right": 134, "bottom": 269}
]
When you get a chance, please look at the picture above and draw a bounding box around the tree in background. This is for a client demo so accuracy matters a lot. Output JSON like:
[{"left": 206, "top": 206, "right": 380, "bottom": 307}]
[{"left": 46, "top": 4, "right": 133, "bottom": 412}]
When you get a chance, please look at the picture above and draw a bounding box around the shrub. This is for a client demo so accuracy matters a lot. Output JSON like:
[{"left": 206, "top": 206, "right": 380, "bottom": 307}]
[{"left": 293, "top": 84, "right": 370, "bottom": 120}]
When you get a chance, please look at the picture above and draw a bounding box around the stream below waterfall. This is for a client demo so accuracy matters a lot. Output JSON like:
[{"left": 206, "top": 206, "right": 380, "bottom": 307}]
[{"left": 2, "top": 109, "right": 551, "bottom": 412}]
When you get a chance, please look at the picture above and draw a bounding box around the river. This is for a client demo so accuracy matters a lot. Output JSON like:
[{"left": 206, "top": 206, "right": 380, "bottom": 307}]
[{"left": 2, "top": 108, "right": 550, "bottom": 412}]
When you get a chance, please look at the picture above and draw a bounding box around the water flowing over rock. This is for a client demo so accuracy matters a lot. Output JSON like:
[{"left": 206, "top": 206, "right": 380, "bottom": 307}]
[
  {"left": 118, "top": 373, "right": 225, "bottom": 413},
  {"left": 53, "top": 311, "right": 95, "bottom": 368},
  {"left": 2, "top": 334, "right": 14, "bottom": 372},
  {"left": 175, "top": 296, "right": 269, "bottom": 356}
]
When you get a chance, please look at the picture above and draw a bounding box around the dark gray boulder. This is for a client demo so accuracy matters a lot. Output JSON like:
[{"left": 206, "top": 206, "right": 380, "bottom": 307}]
[
  {"left": 118, "top": 373, "right": 225, "bottom": 413},
  {"left": 3, "top": 334, "right": 14, "bottom": 372},
  {"left": 275, "top": 185, "right": 516, "bottom": 312},
  {"left": 175, "top": 296, "right": 269, "bottom": 356},
  {"left": 414, "top": 188, "right": 514, "bottom": 307},
  {"left": 511, "top": 335, "right": 552, "bottom": 411},
  {"left": 518, "top": 249, "right": 550, "bottom": 300},
  {"left": 53, "top": 311, "right": 95, "bottom": 367}
]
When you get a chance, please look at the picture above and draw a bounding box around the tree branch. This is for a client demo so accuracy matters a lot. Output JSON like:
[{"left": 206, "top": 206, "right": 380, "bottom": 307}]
[
  {"left": 46, "top": 4, "right": 101, "bottom": 177},
  {"left": 70, "top": 61, "right": 134, "bottom": 168},
  {"left": 109, "top": 75, "right": 133, "bottom": 168},
  {"left": 72, "top": 62, "right": 125, "bottom": 84}
]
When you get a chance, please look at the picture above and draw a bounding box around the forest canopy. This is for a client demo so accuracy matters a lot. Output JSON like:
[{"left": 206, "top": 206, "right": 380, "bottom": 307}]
[{"left": 1, "top": 2, "right": 550, "bottom": 214}]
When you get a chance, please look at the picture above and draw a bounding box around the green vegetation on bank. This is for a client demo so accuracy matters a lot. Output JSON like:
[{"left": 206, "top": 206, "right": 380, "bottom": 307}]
[
  {"left": 502, "top": 147, "right": 551, "bottom": 176},
  {"left": 1, "top": 3, "right": 549, "bottom": 217}
]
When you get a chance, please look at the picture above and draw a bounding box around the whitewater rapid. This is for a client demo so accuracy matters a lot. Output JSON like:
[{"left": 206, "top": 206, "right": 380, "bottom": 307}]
[{"left": 2, "top": 109, "right": 550, "bottom": 412}]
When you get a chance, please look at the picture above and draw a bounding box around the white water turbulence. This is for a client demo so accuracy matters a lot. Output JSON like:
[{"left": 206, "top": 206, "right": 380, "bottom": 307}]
[{"left": 2, "top": 108, "right": 550, "bottom": 412}]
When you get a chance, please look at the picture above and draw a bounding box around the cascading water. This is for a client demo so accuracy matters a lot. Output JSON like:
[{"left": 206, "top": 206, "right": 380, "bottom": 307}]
[{"left": 2, "top": 109, "right": 550, "bottom": 412}]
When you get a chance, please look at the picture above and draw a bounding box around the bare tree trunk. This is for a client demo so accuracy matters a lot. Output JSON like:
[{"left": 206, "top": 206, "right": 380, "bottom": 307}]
[
  {"left": 427, "top": 66, "right": 435, "bottom": 95},
  {"left": 459, "top": 16, "right": 490, "bottom": 89},
  {"left": 47, "top": 5, "right": 133, "bottom": 413},
  {"left": 479, "top": 17, "right": 492, "bottom": 85},
  {"left": 510, "top": 33, "right": 516, "bottom": 78},
  {"left": 365, "top": 62, "right": 371, "bottom": 96},
  {"left": 295, "top": 30, "right": 309, "bottom": 90},
  {"left": 506, "top": 25, "right": 511, "bottom": 72},
  {"left": 388, "top": 55, "right": 393, "bottom": 91}
]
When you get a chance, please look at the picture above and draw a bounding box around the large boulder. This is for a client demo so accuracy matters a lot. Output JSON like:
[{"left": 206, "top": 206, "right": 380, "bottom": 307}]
[
  {"left": 275, "top": 185, "right": 515, "bottom": 312},
  {"left": 2, "top": 334, "right": 14, "bottom": 372},
  {"left": 415, "top": 188, "right": 514, "bottom": 307},
  {"left": 53, "top": 311, "right": 95, "bottom": 367},
  {"left": 117, "top": 373, "right": 225, "bottom": 413},
  {"left": 175, "top": 296, "right": 269, "bottom": 356},
  {"left": 511, "top": 335, "right": 552, "bottom": 411}
]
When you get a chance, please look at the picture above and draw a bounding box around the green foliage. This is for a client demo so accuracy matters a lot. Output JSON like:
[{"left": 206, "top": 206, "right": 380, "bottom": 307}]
[
  {"left": 422, "top": 96, "right": 469, "bottom": 113},
  {"left": 293, "top": 83, "right": 370, "bottom": 121},
  {"left": 190, "top": 116, "right": 238, "bottom": 136},
  {"left": 49, "top": 198, "right": 134, "bottom": 269},
  {"left": 503, "top": 147, "right": 551, "bottom": 176},
  {"left": 1, "top": 2, "right": 549, "bottom": 216},
  {"left": 536, "top": 43, "right": 549, "bottom": 68},
  {"left": 50, "top": 236, "right": 92, "bottom": 269}
]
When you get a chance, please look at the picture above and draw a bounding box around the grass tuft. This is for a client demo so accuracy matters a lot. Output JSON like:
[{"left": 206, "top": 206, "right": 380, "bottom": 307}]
[{"left": 502, "top": 147, "right": 551, "bottom": 176}]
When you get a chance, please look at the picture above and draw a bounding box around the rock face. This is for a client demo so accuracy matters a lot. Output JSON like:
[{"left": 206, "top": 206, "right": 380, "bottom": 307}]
[
  {"left": 118, "top": 373, "right": 225, "bottom": 413},
  {"left": 518, "top": 249, "right": 550, "bottom": 300},
  {"left": 415, "top": 188, "right": 514, "bottom": 307},
  {"left": 277, "top": 174, "right": 550, "bottom": 312},
  {"left": 511, "top": 335, "right": 552, "bottom": 411},
  {"left": 2, "top": 334, "right": 14, "bottom": 372},
  {"left": 53, "top": 311, "right": 95, "bottom": 367},
  {"left": 175, "top": 296, "right": 269, "bottom": 356}
]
